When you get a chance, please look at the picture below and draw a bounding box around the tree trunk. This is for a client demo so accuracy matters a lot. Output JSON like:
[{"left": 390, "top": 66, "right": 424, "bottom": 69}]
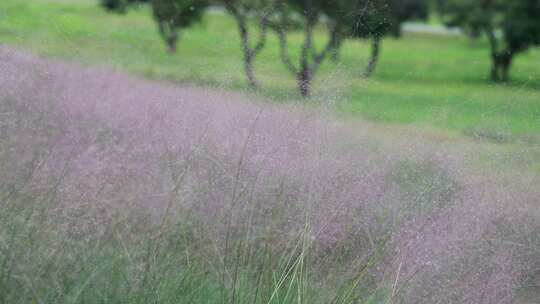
[
  {"left": 485, "top": 26, "right": 514, "bottom": 83},
  {"left": 238, "top": 20, "right": 259, "bottom": 89},
  {"left": 297, "top": 68, "right": 312, "bottom": 97},
  {"left": 239, "top": 20, "right": 258, "bottom": 88},
  {"left": 297, "top": 16, "right": 316, "bottom": 98},
  {"left": 363, "top": 36, "right": 381, "bottom": 78},
  {"left": 330, "top": 38, "right": 342, "bottom": 62},
  {"left": 501, "top": 55, "right": 512, "bottom": 82},
  {"left": 491, "top": 57, "right": 500, "bottom": 82},
  {"left": 243, "top": 53, "right": 258, "bottom": 89},
  {"left": 166, "top": 33, "right": 178, "bottom": 54},
  {"left": 158, "top": 21, "right": 178, "bottom": 54},
  {"left": 275, "top": 7, "right": 337, "bottom": 98},
  {"left": 491, "top": 52, "right": 513, "bottom": 82},
  {"left": 233, "top": 13, "right": 259, "bottom": 89}
]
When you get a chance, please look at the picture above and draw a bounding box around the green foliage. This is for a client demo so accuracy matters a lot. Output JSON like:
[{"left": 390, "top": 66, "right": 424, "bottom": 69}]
[
  {"left": 221, "top": 0, "right": 275, "bottom": 13},
  {"left": 503, "top": 1, "right": 540, "bottom": 52},
  {"left": 102, "top": 0, "right": 208, "bottom": 53},
  {"left": 436, "top": 0, "right": 485, "bottom": 38},
  {"left": 151, "top": 0, "right": 208, "bottom": 52},
  {"left": 100, "top": 0, "right": 146, "bottom": 13},
  {"left": 319, "top": 0, "right": 428, "bottom": 40},
  {"left": 439, "top": 0, "right": 540, "bottom": 50},
  {"left": 321, "top": 0, "right": 428, "bottom": 77},
  {"left": 151, "top": 0, "right": 207, "bottom": 29}
]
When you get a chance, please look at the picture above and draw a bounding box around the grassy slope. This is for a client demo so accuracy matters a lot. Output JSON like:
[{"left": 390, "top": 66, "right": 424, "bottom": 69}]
[{"left": 0, "top": 0, "right": 539, "bottom": 141}]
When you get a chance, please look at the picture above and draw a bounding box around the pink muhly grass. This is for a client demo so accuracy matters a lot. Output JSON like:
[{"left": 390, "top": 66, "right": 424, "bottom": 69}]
[{"left": 0, "top": 46, "right": 538, "bottom": 303}]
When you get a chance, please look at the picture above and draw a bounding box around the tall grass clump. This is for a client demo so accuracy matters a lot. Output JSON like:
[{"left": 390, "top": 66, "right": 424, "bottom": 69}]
[{"left": 0, "top": 46, "right": 538, "bottom": 303}]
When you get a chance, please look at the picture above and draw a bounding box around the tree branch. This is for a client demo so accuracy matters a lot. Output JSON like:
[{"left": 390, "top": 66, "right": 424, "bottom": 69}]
[
  {"left": 252, "top": 7, "right": 274, "bottom": 57},
  {"left": 483, "top": 25, "right": 499, "bottom": 58},
  {"left": 300, "top": 17, "right": 316, "bottom": 73},
  {"left": 274, "top": 10, "right": 298, "bottom": 75},
  {"left": 309, "top": 22, "right": 341, "bottom": 75}
]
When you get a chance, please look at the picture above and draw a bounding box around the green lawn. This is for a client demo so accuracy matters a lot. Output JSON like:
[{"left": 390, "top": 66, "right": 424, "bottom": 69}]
[{"left": 1, "top": 0, "right": 539, "bottom": 142}]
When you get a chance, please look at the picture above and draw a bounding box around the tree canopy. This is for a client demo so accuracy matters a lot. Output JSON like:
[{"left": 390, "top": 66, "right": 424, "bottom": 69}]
[
  {"left": 100, "top": 0, "right": 146, "bottom": 13},
  {"left": 101, "top": 0, "right": 208, "bottom": 53},
  {"left": 152, "top": 0, "right": 207, "bottom": 53},
  {"left": 101, "top": 0, "right": 540, "bottom": 93}
]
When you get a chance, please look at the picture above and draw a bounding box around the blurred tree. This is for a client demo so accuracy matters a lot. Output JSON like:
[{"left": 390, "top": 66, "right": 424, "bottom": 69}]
[
  {"left": 100, "top": 0, "right": 141, "bottom": 13},
  {"left": 101, "top": 0, "right": 148, "bottom": 13},
  {"left": 221, "top": 0, "right": 277, "bottom": 88},
  {"left": 274, "top": 0, "right": 343, "bottom": 97},
  {"left": 152, "top": 0, "right": 207, "bottom": 53},
  {"left": 435, "top": 0, "right": 481, "bottom": 42},
  {"left": 327, "top": 0, "right": 429, "bottom": 77},
  {"left": 101, "top": 0, "right": 208, "bottom": 53},
  {"left": 438, "top": 0, "right": 540, "bottom": 82},
  {"left": 327, "top": 0, "right": 391, "bottom": 78}
]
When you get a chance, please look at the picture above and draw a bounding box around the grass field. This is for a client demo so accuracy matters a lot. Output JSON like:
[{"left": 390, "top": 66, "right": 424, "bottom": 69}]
[
  {"left": 1, "top": 2, "right": 540, "bottom": 303},
  {"left": 2, "top": 42, "right": 539, "bottom": 303},
  {"left": 1, "top": 0, "right": 539, "bottom": 143}
]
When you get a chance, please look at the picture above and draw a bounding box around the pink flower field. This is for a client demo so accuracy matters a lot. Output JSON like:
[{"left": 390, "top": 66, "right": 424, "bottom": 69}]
[{"left": 0, "top": 46, "right": 538, "bottom": 303}]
